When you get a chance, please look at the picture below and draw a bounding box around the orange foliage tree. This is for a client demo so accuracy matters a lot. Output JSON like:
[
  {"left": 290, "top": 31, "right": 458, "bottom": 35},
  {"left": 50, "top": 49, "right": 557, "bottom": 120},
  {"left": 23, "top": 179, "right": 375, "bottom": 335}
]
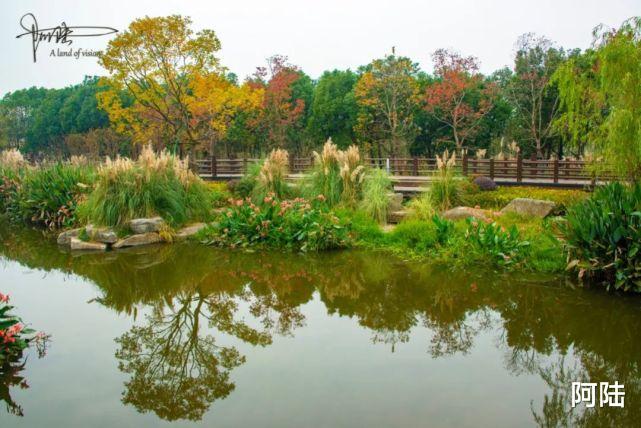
[{"left": 424, "top": 49, "right": 497, "bottom": 153}]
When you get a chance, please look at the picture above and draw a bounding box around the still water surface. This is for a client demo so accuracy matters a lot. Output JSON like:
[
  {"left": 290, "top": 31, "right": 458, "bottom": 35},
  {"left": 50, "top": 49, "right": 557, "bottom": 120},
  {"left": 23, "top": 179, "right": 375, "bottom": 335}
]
[{"left": 0, "top": 224, "right": 639, "bottom": 427}]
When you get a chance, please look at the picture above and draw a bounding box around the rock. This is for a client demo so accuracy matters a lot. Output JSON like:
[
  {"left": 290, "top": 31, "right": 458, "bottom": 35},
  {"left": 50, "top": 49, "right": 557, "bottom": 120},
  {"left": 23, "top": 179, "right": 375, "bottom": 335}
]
[
  {"left": 69, "top": 237, "right": 107, "bottom": 251},
  {"left": 57, "top": 228, "right": 83, "bottom": 246},
  {"left": 129, "top": 217, "right": 165, "bottom": 234},
  {"left": 175, "top": 223, "right": 207, "bottom": 241},
  {"left": 113, "top": 232, "right": 162, "bottom": 249},
  {"left": 501, "top": 198, "right": 555, "bottom": 218},
  {"left": 387, "top": 210, "right": 408, "bottom": 224},
  {"left": 442, "top": 206, "right": 497, "bottom": 222},
  {"left": 387, "top": 193, "right": 404, "bottom": 213},
  {"left": 85, "top": 224, "right": 118, "bottom": 244}
]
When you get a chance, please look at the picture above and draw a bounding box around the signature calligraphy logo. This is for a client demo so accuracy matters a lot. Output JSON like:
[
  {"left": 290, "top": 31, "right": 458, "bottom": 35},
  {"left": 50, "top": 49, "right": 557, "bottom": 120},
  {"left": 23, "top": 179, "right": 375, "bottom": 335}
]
[{"left": 15, "top": 13, "right": 118, "bottom": 62}]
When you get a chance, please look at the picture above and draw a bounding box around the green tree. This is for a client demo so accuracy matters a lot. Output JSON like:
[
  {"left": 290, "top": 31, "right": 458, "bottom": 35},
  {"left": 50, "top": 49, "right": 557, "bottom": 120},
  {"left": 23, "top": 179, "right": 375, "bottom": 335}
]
[
  {"left": 506, "top": 34, "right": 566, "bottom": 158},
  {"left": 306, "top": 69, "right": 358, "bottom": 148},
  {"left": 555, "top": 17, "right": 641, "bottom": 178},
  {"left": 354, "top": 54, "right": 420, "bottom": 157}
]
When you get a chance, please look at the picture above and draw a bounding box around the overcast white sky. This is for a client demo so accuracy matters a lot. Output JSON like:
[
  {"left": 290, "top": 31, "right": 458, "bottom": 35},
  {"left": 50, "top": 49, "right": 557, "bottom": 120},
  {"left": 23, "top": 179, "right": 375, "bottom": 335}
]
[{"left": 0, "top": 0, "right": 638, "bottom": 96}]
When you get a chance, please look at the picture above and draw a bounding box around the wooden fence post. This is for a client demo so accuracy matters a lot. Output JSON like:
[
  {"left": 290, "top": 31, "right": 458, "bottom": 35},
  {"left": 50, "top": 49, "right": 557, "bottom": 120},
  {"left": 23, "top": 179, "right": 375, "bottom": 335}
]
[
  {"left": 553, "top": 158, "right": 559, "bottom": 183},
  {"left": 462, "top": 153, "right": 468, "bottom": 176},
  {"left": 516, "top": 154, "right": 523, "bottom": 183},
  {"left": 243, "top": 157, "right": 248, "bottom": 174},
  {"left": 489, "top": 158, "right": 495, "bottom": 180},
  {"left": 413, "top": 157, "right": 419, "bottom": 176},
  {"left": 211, "top": 155, "right": 217, "bottom": 178}
]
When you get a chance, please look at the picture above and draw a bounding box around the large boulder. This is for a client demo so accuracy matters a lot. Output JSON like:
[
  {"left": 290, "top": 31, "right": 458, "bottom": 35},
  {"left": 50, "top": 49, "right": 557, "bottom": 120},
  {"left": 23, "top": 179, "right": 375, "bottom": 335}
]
[
  {"left": 69, "top": 237, "right": 107, "bottom": 251},
  {"left": 442, "top": 206, "right": 497, "bottom": 222},
  {"left": 387, "top": 210, "right": 408, "bottom": 224},
  {"left": 175, "top": 223, "right": 207, "bottom": 241},
  {"left": 85, "top": 224, "right": 118, "bottom": 244},
  {"left": 113, "top": 232, "right": 162, "bottom": 249},
  {"left": 501, "top": 198, "right": 555, "bottom": 218},
  {"left": 57, "top": 228, "right": 83, "bottom": 246},
  {"left": 129, "top": 217, "right": 165, "bottom": 234},
  {"left": 387, "top": 193, "right": 404, "bottom": 213}
]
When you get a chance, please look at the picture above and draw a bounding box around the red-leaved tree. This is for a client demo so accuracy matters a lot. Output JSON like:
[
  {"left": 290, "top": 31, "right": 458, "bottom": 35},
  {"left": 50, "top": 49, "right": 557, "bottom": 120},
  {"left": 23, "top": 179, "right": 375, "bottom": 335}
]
[{"left": 424, "top": 49, "right": 497, "bottom": 152}]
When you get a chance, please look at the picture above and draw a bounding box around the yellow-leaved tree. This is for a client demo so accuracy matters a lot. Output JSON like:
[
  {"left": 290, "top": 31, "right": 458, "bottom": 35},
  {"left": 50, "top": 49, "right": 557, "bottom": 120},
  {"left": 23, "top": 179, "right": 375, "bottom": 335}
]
[
  {"left": 189, "top": 73, "right": 264, "bottom": 156},
  {"left": 98, "top": 15, "right": 221, "bottom": 155}
]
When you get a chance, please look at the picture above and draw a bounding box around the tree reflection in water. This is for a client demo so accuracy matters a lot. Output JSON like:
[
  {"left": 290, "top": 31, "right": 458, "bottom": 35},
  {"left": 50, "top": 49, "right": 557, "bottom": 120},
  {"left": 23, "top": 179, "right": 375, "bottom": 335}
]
[{"left": 1, "top": 223, "right": 641, "bottom": 426}]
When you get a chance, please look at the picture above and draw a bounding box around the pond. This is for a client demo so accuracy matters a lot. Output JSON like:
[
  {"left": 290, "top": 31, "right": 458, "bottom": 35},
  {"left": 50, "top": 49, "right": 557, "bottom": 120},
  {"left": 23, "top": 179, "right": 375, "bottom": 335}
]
[{"left": 0, "top": 223, "right": 639, "bottom": 427}]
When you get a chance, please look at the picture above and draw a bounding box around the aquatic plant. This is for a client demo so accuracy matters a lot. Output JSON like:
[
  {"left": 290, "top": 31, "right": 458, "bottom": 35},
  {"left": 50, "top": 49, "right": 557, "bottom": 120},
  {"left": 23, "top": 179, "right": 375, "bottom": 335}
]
[
  {"left": 201, "top": 194, "right": 350, "bottom": 251},
  {"left": 464, "top": 218, "right": 530, "bottom": 267},
  {"left": 562, "top": 182, "right": 641, "bottom": 291},
  {"left": 0, "top": 293, "right": 46, "bottom": 364},
  {"left": 79, "top": 145, "right": 214, "bottom": 228}
]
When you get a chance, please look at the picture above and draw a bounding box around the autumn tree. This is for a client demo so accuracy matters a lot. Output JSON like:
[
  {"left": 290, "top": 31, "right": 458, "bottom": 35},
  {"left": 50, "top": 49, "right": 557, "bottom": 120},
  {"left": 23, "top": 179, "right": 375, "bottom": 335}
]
[
  {"left": 98, "top": 15, "right": 222, "bottom": 155},
  {"left": 506, "top": 34, "right": 566, "bottom": 158},
  {"left": 424, "top": 49, "right": 497, "bottom": 153},
  {"left": 189, "top": 72, "right": 263, "bottom": 157},
  {"left": 249, "top": 55, "right": 311, "bottom": 155},
  {"left": 354, "top": 54, "right": 420, "bottom": 157}
]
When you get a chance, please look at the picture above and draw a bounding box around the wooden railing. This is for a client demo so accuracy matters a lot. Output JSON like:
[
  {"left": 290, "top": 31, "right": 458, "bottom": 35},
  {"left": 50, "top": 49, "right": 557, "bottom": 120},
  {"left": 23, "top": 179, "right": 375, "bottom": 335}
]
[{"left": 194, "top": 154, "right": 613, "bottom": 186}]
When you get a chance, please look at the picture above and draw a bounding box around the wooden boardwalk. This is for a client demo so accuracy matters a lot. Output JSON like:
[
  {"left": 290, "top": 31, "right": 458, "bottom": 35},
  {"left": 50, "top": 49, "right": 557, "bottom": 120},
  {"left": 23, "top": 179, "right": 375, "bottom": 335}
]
[{"left": 195, "top": 155, "right": 610, "bottom": 192}]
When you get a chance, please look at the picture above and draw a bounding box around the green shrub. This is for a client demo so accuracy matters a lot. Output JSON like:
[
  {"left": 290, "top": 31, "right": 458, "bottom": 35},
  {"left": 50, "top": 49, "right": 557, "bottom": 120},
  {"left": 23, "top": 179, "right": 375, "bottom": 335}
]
[
  {"left": 335, "top": 208, "right": 385, "bottom": 245},
  {"left": 201, "top": 196, "right": 351, "bottom": 251},
  {"left": 79, "top": 146, "right": 213, "bottom": 228},
  {"left": 386, "top": 220, "right": 439, "bottom": 253},
  {"left": 12, "top": 163, "right": 95, "bottom": 229},
  {"left": 464, "top": 218, "right": 530, "bottom": 267},
  {"left": 234, "top": 162, "right": 261, "bottom": 198},
  {"left": 562, "top": 182, "right": 641, "bottom": 291},
  {"left": 463, "top": 186, "right": 588, "bottom": 214},
  {"left": 407, "top": 191, "right": 435, "bottom": 221},
  {"left": 359, "top": 169, "right": 392, "bottom": 224}
]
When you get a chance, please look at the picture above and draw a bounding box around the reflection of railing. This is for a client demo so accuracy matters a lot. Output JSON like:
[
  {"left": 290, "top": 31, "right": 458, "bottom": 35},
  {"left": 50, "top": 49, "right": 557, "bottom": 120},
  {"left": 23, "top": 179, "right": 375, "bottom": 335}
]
[{"left": 195, "top": 155, "right": 614, "bottom": 188}]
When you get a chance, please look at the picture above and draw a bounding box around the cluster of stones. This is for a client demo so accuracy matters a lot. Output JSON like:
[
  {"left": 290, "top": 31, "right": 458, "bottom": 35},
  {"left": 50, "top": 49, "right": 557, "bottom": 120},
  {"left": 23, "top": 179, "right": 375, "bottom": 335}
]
[
  {"left": 57, "top": 217, "right": 207, "bottom": 251},
  {"left": 387, "top": 196, "right": 556, "bottom": 224}
]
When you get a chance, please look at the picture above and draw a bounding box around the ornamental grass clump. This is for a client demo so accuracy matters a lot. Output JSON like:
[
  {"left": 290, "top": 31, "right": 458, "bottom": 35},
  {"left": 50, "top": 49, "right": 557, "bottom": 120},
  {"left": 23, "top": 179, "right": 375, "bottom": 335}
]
[
  {"left": 431, "top": 149, "right": 460, "bottom": 211},
  {"left": 201, "top": 194, "right": 350, "bottom": 252},
  {"left": 12, "top": 162, "right": 95, "bottom": 229},
  {"left": 562, "top": 182, "right": 641, "bottom": 292},
  {"left": 359, "top": 168, "right": 392, "bottom": 224},
  {"left": 254, "top": 148, "right": 289, "bottom": 201},
  {"left": 79, "top": 145, "right": 213, "bottom": 228},
  {"left": 307, "top": 138, "right": 343, "bottom": 206}
]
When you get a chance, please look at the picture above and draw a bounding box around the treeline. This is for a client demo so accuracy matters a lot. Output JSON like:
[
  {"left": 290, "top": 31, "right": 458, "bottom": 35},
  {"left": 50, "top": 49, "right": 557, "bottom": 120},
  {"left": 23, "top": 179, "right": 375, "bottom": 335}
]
[{"left": 0, "top": 15, "right": 639, "bottom": 173}]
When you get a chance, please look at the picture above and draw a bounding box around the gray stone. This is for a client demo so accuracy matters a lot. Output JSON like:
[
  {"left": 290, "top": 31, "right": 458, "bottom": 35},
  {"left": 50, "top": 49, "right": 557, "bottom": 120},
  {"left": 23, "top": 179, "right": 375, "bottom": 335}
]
[
  {"left": 57, "top": 228, "right": 83, "bottom": 246},
  {"left": 387, "top": 210, "right": 408, "bottom": 224},
  {"left": 175, "top": 223, "right": 207, "bottom": 241},
  {"left": 85, "top": 224, "right": 118, "bottom": 244},
  {"left": 501, "top": 198, "right": 555, "bottom": 218},
  {"left": 70, "top": 237, "right": 107, "bottom": 251},
  {"left": 387, "top": 193, "right": 404, "bottom": 213},
  {"left": 113, "top": 232, "right": 162, "bottom": 249},
  {"left": 442, "top": 206, "right": 497, "bottom": 222},
  {"left": 129, "top": 217, "right": 165, "bottom": 234}
]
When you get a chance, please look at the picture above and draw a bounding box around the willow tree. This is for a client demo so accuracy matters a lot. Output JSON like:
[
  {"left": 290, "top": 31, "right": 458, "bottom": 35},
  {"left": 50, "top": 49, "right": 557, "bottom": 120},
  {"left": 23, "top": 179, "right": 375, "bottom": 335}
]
[
  {"left": 555, "top": 17, "right": 641, "bottom": 179},
  {"left": 98, "top": 15, "right": 222, "bottom": 155}
]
